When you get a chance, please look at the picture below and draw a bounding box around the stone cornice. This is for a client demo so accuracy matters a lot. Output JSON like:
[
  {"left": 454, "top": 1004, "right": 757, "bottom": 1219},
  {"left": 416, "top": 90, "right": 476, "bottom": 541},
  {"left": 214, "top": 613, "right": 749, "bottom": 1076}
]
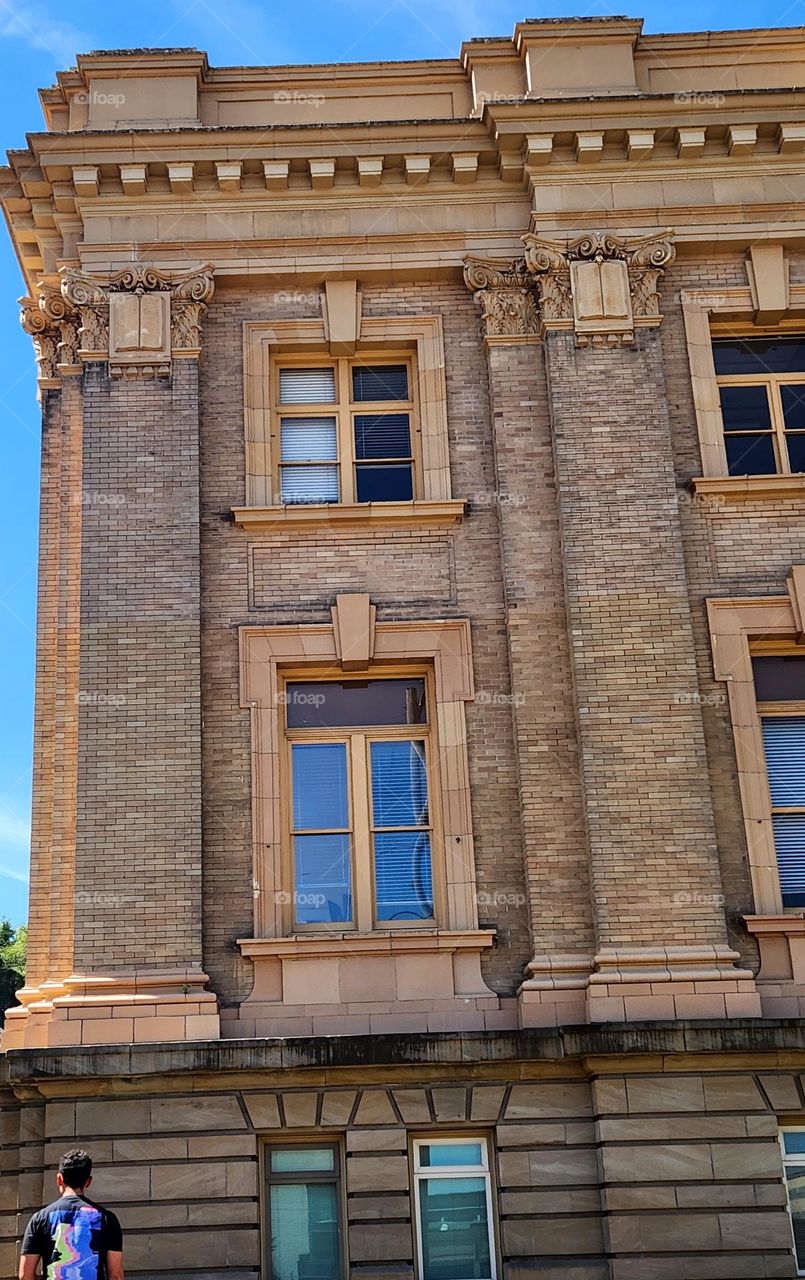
[{"left": 5, "top": 1022, "right": 805, "bottom": 1086}]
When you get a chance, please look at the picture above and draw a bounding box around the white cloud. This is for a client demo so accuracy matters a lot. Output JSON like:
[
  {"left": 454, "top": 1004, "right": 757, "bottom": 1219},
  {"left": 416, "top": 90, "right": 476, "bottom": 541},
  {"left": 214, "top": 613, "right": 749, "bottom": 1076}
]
[
  {"left": 0, "top": 862, "right": 28, "bottom": 884},
  {"left": 0, "top": 810, "right": 29, "bottom": 845},
  {"left": 0, "top": 808, "right": 30, "bottom": 887},
  {"left": 0, "top": 0, "right": 90, "bottom": 66}
]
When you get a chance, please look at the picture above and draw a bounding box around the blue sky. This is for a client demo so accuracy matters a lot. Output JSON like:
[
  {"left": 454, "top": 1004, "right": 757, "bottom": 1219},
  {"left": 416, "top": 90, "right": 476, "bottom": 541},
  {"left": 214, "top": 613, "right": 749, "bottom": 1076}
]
[{"left": 0, "top": 0, "right": 794, "bottom": 926}]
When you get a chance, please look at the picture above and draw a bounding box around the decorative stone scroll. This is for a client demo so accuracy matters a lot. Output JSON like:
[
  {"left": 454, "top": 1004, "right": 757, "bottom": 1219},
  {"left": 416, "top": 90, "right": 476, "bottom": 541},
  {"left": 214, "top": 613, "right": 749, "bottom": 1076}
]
[
  {"left": 463, "top": 256, "right": 540, "bottom": 340},
  {"left": 20, "top": 288, "right": 80, "bottom": 389},
  {"left": 522, "top": 229, "right": 675, "bottom": 346},
  {"left": 60, "top": 262, "right": 215, "bottom": 377}
]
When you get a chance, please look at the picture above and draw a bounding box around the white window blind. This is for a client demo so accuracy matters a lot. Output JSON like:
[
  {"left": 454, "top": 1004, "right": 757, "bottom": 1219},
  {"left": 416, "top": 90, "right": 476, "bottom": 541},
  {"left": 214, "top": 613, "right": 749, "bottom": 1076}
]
[
  {"left": 280, "top": 466, "right": 339, "bottom": 504},
  {"left": 280, "top": 417, "right": 338, "bottom": 462},
  {"left": 762, "top": 716, "right": 805, "bottom": 904},
  {"left": 279, "top": 368, "right": 336, "bottom": 403}
]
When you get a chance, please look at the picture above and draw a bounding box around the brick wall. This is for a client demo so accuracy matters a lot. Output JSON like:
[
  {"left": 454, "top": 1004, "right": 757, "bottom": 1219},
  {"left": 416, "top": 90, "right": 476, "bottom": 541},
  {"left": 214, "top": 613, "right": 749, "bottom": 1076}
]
[
  {"left": 198, "top": 282, "right": 531, "bottom": 1002},
  {"left": 72, "top": 361, "right": 203, "bottom": 970}
]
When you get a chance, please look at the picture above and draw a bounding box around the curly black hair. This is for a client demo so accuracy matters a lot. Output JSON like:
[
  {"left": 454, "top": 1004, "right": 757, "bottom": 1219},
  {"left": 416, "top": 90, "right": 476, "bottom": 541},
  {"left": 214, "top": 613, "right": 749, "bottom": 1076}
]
[{"left": 58, "top": 1149, "right": 93, "bottom": 1190}]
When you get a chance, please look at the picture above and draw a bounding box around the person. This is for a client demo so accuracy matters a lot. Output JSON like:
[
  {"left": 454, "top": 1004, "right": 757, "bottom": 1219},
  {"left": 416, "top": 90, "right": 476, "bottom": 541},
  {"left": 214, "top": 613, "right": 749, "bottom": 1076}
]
[{"left": 19, "top": 1148, "right": 124, "bottom": 1280}]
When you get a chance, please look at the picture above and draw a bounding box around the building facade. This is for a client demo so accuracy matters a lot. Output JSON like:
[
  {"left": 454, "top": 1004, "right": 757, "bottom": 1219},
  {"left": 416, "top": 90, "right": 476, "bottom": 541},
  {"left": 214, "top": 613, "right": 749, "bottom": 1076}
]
[{"left": 3, "top": 15, "right": 805, "bottom": 1278}]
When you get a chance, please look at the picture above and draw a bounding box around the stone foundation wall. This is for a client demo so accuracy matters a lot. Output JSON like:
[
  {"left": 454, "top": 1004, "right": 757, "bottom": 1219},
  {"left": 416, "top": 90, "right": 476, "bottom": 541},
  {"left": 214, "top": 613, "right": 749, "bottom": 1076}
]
[{"left": 1, "top": 1034, "right": 802, "bottom": 1280}]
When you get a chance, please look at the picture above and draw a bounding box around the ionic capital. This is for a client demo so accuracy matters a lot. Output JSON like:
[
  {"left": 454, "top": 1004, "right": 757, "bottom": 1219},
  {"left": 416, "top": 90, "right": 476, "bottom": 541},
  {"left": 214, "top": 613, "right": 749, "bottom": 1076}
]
[
  {"left": 522, "top": 228, "right": 675, "bottom": 346},
  {"left": 463, "top": 255, "right": 540, "bottom": 342}
]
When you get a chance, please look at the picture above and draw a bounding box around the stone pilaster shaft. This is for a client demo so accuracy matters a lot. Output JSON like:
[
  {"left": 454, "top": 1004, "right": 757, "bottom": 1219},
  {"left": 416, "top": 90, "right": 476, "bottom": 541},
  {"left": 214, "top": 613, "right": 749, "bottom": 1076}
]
[
  {"left": 465, "top": 257, "right": 595, "bottom": 1025},
  {"left": 542, "top": 325, "right": 758, "bottom": 1018}
]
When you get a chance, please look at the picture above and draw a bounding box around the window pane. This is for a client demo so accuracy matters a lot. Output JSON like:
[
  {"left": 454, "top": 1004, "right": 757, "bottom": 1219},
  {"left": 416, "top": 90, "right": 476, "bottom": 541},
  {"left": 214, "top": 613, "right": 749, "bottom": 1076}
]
[
  {"left": 371, "top": 740, "right": 428, "bottom": 827},
  {"left": 713, "top": 337, "right": 805, "bottom": 375},
  {"left": 270, "top": 1182, "right": 341, "bottom": 1280},
  {"left": 719, "top": 385, "right": 772, "bottom": 431},
  {"left": 280, "top": 465, "right": 339, "bottom": 504},
  {"left": 785, "top": 1165, "right": 805, "bottom": 1271},
  {"left": 418, "top": 1177, "right": 492, "bottom": 1280},
  {"left": 286, "top": 680, "right": 426, "bottom": 729},
  {"left": 294, "top": 834, "right": 352, "bottom": 924},
  {"left": 420, "top": 1143, "right": 484, "bottom": 1169},
  {"left": 783, "top": 1132, "right": 805, "bottom": 1156},
  {"left": 355, "top": 463, "right": 414, "bottom": 502},
  {"left": 354, "top": 414, "right": 411, "bottom": 459},
  {"left": 787, "top": 434, "right": 805, "bottom": 474},
  {"left": 292, "top": 743, "right": 349, "bottom": 830},
  {"left": 374, "top": 831, "right": 433, "bottom": 921},
  {"left": 271, "top": 1148, "right": 335, "bottom": 1173},
  {"left": 279, "top": 367, "right": 336, "bottom": 403},
  {"left": 772, "top": 815, "right": 805, "bottom": 908},
  {"left": 281, "top": 417, "right": 338, "bottom": 462},
  {"left": 352, "top": 364, "right": 408, "bottom": 401},
  {"left": 781, "top": 384, "right": 805, "bottom": 432},
  {"left": 753, "top": 657, "right": 805, "bottom": 701},
  {"left": 761, "top": 717, "right": 805, "bottom": 806},
  {"left": 724, "top": 434, "right": 777, "bottom": 476}
]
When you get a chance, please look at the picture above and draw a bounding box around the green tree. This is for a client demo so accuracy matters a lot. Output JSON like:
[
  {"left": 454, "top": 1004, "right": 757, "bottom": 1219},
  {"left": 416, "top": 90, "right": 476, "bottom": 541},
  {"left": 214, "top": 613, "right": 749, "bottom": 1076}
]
[{"left": 0, "top": 919, "right": 27, "bottom": 1026}]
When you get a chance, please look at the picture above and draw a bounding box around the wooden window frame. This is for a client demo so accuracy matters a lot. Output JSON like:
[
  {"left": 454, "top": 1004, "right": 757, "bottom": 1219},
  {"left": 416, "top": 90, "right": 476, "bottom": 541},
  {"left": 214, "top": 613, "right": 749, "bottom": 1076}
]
[
  {"left": 262, "top": 1138, "right": 347, "bottom": 1280},
  {"left": 239, "top": 602, "right": 481, "bottom": 941},
  {"left": 411, "top": 1135, "right": 497, "bottom": 1280},
  {"left": 779, "top": 1129, "right": 805, "bottom": 1278},
  {"left": 281, "top": 665, "right": 445, "bottom": 934},
  {"left": 707, "top": 568, "right": 805, "bottom": 916},
  {"left": 683, "top": 285, "right": 805, "bottom": 500},
  {"left": 237, "top": 314, "right": 464, "bottom": 531},
  {"left": 272, "top": 350, "right": 421, "bottom": 507},
  {"left": 716, "top": 365, "right": 805, "bottom": 478}
]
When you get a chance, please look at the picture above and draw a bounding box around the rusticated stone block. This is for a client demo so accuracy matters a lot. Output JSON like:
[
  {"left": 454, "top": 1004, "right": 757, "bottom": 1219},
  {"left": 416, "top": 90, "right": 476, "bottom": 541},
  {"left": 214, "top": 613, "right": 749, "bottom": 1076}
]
[
  {"left": 241, "top": 1093, "right": 281, "bottom": 1129},
  {"left": 502, "top": 1215, "right": 604, "bottom": 1255},
  {"left": 505, "top": 1083, "right": 592, "bottom": 1119},
  {"left": 759, "top": 1074, "right": 802, "bottom": 1112},
  {"left": 391, "top": 1089, "right": 431, "bottom": 1124},
  {"left": 601, "top": 1142, "right": 713, "bottom": 1183},
  {"left": 347, "top": 1156, "right": 409, "bottom": 1193},
  {"left": 44, "top": 1103, "right": 75, "bottom": 1139},
  {"left": 348, "top": 1222, "right": 414, "bottom": 1262},
  {"left": 607, "top": 1210, "right": 721, "bottom": 1253},
  {"left": 320, "top": 1091, "right": 357, "bottom": 1126},
  {"left": 702, "top": 1077, "right": 768, "bottom": 1112},
  {"left": 625, "top": 1077, "right": 706, "bottom": 1114},
  {"left": 353, "top": 1090, "right": 398, "bottom": 1126},
  {"left": 150, "top": 1096, "right": 246, "bottom": 1132},
  {"left": 348, "top": 1194, "right": 411, "bottom": 1221},
  {"left": 346, "top": 1129, "right": 407, "bottom": 1152},
  {"left": 499, "top": 1147, "right": 598, "bottom": 1188}
]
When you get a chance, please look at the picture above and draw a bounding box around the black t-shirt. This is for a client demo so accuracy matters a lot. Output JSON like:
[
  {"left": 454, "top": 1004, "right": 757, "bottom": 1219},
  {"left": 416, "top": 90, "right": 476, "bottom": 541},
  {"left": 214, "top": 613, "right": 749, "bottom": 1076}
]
[{"left": 21, "top": 1194, "right": 123, "bottom": 1280}]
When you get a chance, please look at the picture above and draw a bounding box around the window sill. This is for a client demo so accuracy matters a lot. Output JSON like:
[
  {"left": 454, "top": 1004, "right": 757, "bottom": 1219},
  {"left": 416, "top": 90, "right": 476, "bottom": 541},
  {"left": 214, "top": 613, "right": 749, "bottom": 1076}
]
[
  {"left": 239, "top": 929, "right": 496, "bottom": 960},
  {"left": 232, "top": 499, "right": 467, "bottom": 531},
  {"left": 691, "top": 475, "right": 805, "bottom": 502}
]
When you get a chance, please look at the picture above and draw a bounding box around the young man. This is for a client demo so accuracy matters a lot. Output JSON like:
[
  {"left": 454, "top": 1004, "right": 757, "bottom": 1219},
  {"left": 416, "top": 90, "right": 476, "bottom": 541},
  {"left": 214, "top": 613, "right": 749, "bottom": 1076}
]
[{"left": 19, "top": 1148, "right": 124, "bottom": 1280}]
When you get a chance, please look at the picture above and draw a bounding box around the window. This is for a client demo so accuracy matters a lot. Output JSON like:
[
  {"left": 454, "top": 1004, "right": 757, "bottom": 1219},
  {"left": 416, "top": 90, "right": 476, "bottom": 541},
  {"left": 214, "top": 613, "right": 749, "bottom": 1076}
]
[
  {"left": 412, "top": 1139, "right": 496, "bottom": 1280},
  {"left": 284, "top": 675, "right": 436, "bottom": 931},
  {"left": 754, "top": 655, "right": 805, "bottom": 907},
  {"left": 714, "top": 337, "right": 805, "bottom": 476},
  {"left": 781, "top": 1130, "right": 805, "bottom": 1275},
  {"left": 274, "top": 357, "right": 417, "bottom": 505},
  {"left": 265, "top": 1144, "right": 344, "bottom": 1280}
]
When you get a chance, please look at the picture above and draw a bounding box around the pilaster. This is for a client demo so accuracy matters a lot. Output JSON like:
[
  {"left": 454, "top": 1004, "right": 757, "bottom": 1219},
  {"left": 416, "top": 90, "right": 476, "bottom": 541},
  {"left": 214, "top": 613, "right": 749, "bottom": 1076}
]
[
  {"left": 3, "top": 265, "right": 220, "bottom": 1049},
  {"left": 521, "top": 229, "right": 760, "bottom": 1022},
  {"left": 464, "top": 257, "right": 596, "bottom": 1027}
]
